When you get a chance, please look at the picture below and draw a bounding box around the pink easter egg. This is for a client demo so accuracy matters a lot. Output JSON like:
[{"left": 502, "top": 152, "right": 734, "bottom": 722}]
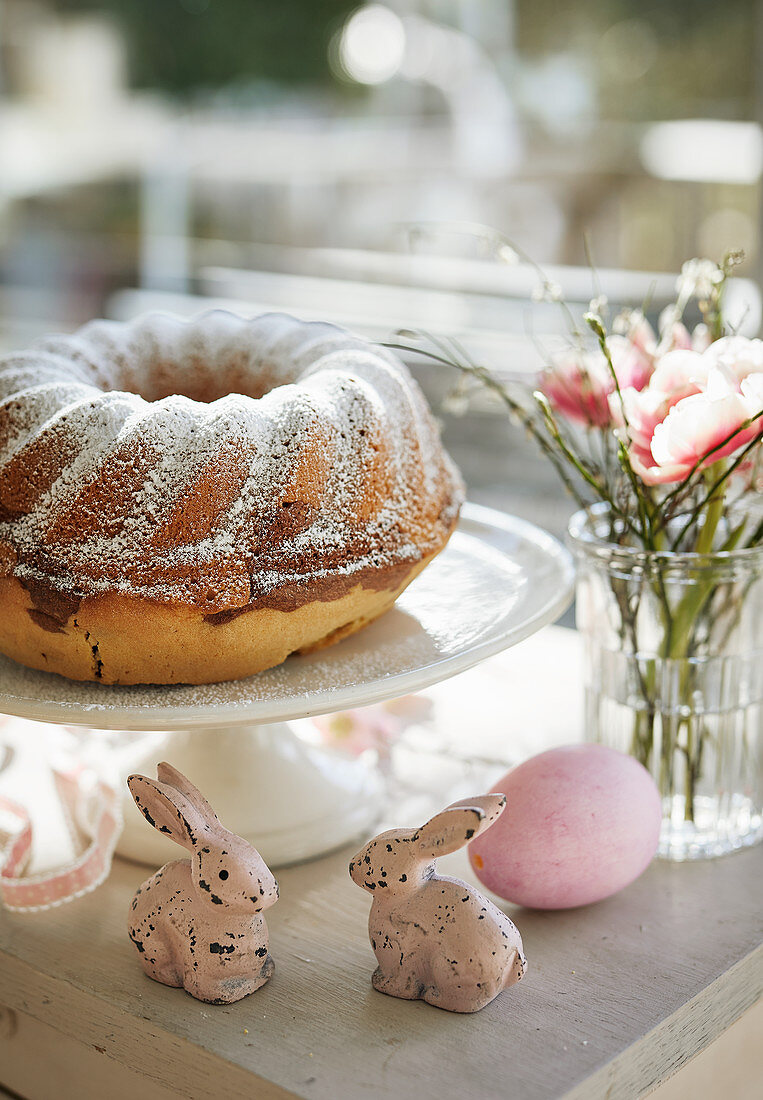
[{"left": 468, "top": 744, "right": 662, "bottom": 909}]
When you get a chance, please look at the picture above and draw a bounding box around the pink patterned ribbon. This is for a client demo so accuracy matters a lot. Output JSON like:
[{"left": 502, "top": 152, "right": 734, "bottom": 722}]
[{"left": 0, "top": 768, "right": 122, "bottom": 912}]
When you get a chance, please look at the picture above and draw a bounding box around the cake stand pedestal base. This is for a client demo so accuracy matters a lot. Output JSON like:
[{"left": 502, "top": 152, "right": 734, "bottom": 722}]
[{"left": 109, "top": 722, "right": 383, "bottom": 868}]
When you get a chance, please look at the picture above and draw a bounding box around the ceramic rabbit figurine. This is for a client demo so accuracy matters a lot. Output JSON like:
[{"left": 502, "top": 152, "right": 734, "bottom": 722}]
[
  {"left": 127, "top": 762, "right": 279, "bottom": 1004},
  {"left": 349, "top": 795, "right": 526, "bottom": 1013}
]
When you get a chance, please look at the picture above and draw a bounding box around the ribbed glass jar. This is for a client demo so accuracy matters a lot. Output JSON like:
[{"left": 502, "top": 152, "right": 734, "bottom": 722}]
[{"left": 568, "top": 505, "right": 763, "bottom": 860}]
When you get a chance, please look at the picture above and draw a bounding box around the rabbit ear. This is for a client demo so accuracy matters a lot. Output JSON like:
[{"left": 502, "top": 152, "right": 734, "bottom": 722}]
[
  {"left": 127, "top": 773, "right": 209, "bottom": 852},
  {"left": 445, "top": 795, "right": 507, "bottom": 827},
  {"left": 416, "top": 795, "right": 506, "bottom": 859},
  {"left": 155, "top": 762, "right": 219, "bottom": 827}
]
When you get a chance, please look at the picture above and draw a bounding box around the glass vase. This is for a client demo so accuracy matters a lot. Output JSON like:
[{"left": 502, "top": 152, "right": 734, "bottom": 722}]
[{"left": 568, "top": 505, "right": 763, "bottom": 860}]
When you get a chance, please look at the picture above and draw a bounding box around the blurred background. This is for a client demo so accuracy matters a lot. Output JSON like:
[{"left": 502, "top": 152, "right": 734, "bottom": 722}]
[{"left": 1, "top": 0, "right": 762, "bottom": 537}]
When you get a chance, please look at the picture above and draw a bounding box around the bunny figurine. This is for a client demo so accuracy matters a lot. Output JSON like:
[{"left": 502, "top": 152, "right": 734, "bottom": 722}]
[
  {"left": 349, "top": 795, "right": 526, "bottom": 1013},
  {"left": 127, "top": 762, "right": 279, "bottom": 1004}
]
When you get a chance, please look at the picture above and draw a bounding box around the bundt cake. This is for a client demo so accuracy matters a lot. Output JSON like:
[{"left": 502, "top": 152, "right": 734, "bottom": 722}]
[{"left": 0, "top": 311, "right": 463, "bottom": 684}]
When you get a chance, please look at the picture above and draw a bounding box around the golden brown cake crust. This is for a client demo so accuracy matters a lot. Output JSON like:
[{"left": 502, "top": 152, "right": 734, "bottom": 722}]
[
  {"left": 0, "top": 549, "right": 442, "bottom": 685},
  {"left": 0, "top": 312, "right": 464, "bottom": 683}
]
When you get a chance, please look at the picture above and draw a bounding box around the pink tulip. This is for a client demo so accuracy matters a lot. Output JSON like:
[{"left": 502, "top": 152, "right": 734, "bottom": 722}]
[
  {"left": 648, "top": 349, "right": 708, "bottom": 405},
  {"left": 613, "top": 386, "right": 672, "bottom": 474},
  {"left": 656, "top": 321, "right": 711, "bottom": 355},
  {"left": 542, "top": 350, "right": 612, "bottom": 427},
  {"left": 702, "top": 335, "right": 763, "bottom": 383},
  {"left": 608, "top": 335, "right": 655, "bottom": 391},
  {"left": 610, "top": 334, "right": 763, "bottom": 486},
  {"left": 543, "top": 336, "right": 653, "bottom": 428},
  {"left": 626, "top": 314, "right": 659, "bottom": 356},
  {"left": 626, "top": 369, "right": 763, "bottom": 486},
  {"left": 543, "top": 322, "right": 762, "bottom": 485}
]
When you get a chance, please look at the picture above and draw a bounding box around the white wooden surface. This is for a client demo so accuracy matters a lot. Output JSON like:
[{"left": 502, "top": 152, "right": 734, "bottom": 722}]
[
  {"left": 0, "top": 838, "right": 761, "bottom": 1100},
  {"left": 0, "top": 627, "right": 761, "bottom": 1100}
]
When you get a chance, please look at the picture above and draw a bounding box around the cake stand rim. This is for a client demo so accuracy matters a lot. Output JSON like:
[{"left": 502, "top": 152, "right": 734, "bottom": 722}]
[{"left": 0, "top": 503, "right": 574, "bottom": 731}]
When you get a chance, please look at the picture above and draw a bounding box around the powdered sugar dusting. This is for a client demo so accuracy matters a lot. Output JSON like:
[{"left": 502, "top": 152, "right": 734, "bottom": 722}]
[
  {"left": 0, "top": 311, "right": 463, "bottom": 610},
  {"left": 0, "top": 510, "right": 576, "bottom": 726}
]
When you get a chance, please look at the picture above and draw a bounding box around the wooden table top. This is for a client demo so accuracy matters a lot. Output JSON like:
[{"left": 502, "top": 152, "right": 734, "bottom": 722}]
[
  {"left": 1, "top": 800, "right": 761, "bottom": 1100},
  {"left": 1, "top": 628, "right": 761, "bottom": 1099}
]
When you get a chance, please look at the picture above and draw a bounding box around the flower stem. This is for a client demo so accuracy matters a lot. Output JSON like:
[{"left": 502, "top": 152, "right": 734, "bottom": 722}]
[{"left": 694, "top": 465, "right": 725, "bottom": 556}]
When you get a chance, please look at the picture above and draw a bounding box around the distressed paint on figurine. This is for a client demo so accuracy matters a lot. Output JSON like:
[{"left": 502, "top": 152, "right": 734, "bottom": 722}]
[
  {"left": 127, "top": 762, "right": 278, "bottom": 1004},
  {"left": 349, "top": 795, "right": 526, "bottom": 1013}
]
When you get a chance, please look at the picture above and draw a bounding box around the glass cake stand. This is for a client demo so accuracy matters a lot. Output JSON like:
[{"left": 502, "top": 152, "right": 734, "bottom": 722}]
[{"left": 0, "top": 504, "right": 574, "bottom": 867}]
